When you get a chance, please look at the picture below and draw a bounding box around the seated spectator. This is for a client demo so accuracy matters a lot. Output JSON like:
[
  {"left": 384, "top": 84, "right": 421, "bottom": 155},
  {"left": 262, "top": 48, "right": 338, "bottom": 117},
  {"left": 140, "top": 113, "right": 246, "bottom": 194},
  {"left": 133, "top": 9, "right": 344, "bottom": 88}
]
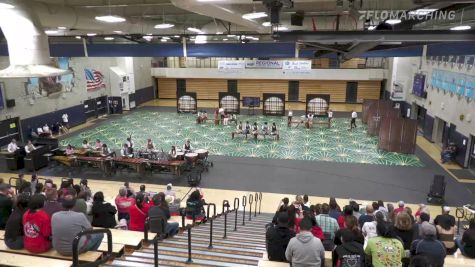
[
  {"left": 455, "top": 218, "right": 475, "bottom": 258},
  {"left": 124, "top": 182, "right": 135, "bottom": 197},
  {"left": 393, "top": 212, "right": 415, "bottom": 266},
  {"left": 350, "top": 200, "right": 361, "bottom": 220},
  {"left": 434, "top": 206, "right": 455, "bottom": 228},
  {"left": 185, "top": 190, "right": 206, "bottom": 221},
  {"left": 91, "top": 192, "right": 117, "bottom": 228},
  {"left": 303, "top": 195, "right": 311, "bottom": 209},
  {"left": 293, "top": 195, "right": 304, "bottom": 214},
  {"left": 74, "top": 191, "right": 89, "bottom": 219},
  {"left": 43, "top": 188, "right": 63, "bottom": 217},
  {"left": 316, "top": 203, "right": 339, "bottom": 251},
  {"left": 365, "top": 222, "right": 404, "bottom": 267},
  {"left": 79, "top": 179, "right": 92, "bottom": 201},
  {"left": 334, "top": 215, "right": 364, "bottom": 246},
  {"left": 23, "top": 194, "right": 52, "bottom": 253},
  {"left": 52, "top": 195, "right": 104, "bottom": 256},
  {"left": 333, "top": 229, "right": 366, "bottom": 267},
  {"left": 413, "top": 213, "right": 431, "bottom": 240},
  {"left": 4, "top": 193, "right": 30, "bottom": 249},
  {"left": 266, "top": 212, "right": 296, "bottom": 262},
  {"left": 0, "top": 183, "right": 13, "bottom": 229},
  {"left": 394, "top": 201, "right": 405, "bottom": 215},
  {"left": 358, "top": 204, "right": 375, "bottom": 228},
  {"left": 164, "top": 183, "right": 176, "bottom": 198},
  {"left": 329, "top": 197, "right": 341, "bottom": 220},
  {"left": 410, "top": 223, "right": 446, "bottom": 267},
  {"left": 148, "top": 193, "right": 179, "bottom": 237},
  {"left": 435, "top": 209, "right": 457, "bottom": 255},
  {"left": 115, "top": 187, "right": 135, "bottom": 222},
  {"left": 285, "top": 217, "right": 325, "bottom": 266},
  {"left": 338, "top": 205, "right": 354, "bottom": 229},
  {"left": 414, "top": 204, "right": 426, "bottom": 219},
  {"left": 362, "top": 211, "right": 385, "bottom": 243},
  {"left": 129, "top": 192, "right": 152, "bottom": 231}
]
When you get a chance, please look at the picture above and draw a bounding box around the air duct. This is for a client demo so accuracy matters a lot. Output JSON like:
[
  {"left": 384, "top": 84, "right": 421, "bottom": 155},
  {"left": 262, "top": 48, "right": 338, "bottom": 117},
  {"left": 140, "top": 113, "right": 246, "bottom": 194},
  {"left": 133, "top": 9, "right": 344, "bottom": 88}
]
[{"left": 0, "top": 0, "right": 71, "bottom": 78}]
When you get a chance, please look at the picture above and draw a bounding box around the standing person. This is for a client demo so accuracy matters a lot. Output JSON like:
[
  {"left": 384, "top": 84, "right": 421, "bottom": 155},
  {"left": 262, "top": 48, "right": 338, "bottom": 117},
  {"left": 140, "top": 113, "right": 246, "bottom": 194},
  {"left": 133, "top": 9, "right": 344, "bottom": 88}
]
[
  {"left": 183, "top": 139, "right": 193, "bottom": 152},
  {"left": 327, "top": 109, "right": 333, "bottom": 128},
  {"left": 455, "top": 218, "right": 475, "bottom": 258},
  {"left": 24, "top": 140, "right": 36, "bottom": 154},
  {"left": 350, "top": 110, "right": 357, "bottom": 130},
  {"left": 359, "top": 204, "right": 375, "bottom": 228},
  {"left": 0, "top": 183, "right": 13, "bottom": 229},
  {"left": 7, "top": 139, "right": 20, "bottom": 153},
  {"left": 95, "top": 139, "right": 102, "bottom": 150},
  {"left": 4, "top": 193, "right": 30, "bottom": 249},
  {"left": 316, "top": 203, "right": 340, "bottom": 251},
  {"left": 435, "top": 215, "right": 457, "bottom": 255},
  {"left": 91, "top": 192, "right": 117, "bottom": 228},
  {"left": 52, "top": 195, "right": 103, "bottom": 256},
  {"left": 287, "top": 108, "right": 293, "bottom": 127},
  {"left": 394, "top": 201, "right": 406, "bottom": 215},
  {"left": 23, "top": 194, "right": 52, "bottom": 253},
  {"left": 61, "top": 113, "right": 69, "bottom": 131},
  {"left": 115, "top": 187, "right": 135, "bottom": 222},
  {"left": 266, "top": 212, "right": 296, "bottom": 262},
  {"left": 285, "top": 217, "right": 325, "bottom": 266},
  {"left": 365, "top": 222, "right": 404, "bottom": 267}
]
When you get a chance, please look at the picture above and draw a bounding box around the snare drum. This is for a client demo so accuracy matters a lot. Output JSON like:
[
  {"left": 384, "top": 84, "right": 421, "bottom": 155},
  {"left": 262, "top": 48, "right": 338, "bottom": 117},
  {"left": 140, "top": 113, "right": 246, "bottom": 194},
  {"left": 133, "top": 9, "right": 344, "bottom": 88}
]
[
  {"left": 185, "top": 153, "right": 198, "bottom": 164},
  {"left": 195, "top": 149, "right": 209, "bottom": 160},
  {"left": 175, "top": 152, "right": 185, "bottom": 160}
]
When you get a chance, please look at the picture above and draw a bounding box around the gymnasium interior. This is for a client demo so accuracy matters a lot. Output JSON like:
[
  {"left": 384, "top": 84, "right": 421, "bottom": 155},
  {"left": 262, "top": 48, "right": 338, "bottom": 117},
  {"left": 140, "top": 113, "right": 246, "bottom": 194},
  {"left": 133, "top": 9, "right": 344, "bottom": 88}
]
[{"left": 0, "top": 0, "right": 475, "bottom": 266}]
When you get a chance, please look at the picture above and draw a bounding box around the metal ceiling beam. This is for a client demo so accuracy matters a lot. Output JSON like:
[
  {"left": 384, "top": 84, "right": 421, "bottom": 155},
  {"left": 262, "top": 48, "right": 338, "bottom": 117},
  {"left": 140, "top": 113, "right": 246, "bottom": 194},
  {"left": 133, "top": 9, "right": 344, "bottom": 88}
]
[
  {"left": 276, "top": 30, "right": 475, "bottom": 43},
  {"left": 300, "top": 42, "right": 347, "bottom": 53}
]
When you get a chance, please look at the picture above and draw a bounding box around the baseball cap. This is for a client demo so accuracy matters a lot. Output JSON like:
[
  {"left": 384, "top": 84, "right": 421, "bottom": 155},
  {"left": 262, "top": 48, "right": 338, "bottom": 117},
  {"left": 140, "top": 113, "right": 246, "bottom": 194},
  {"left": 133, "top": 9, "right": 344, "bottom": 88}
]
[
  {"left": 443, "top": 206, "right": 451, "bottom": 212},
  {"left": 398, "top": 200, "right": 405, "bottom": 206}
]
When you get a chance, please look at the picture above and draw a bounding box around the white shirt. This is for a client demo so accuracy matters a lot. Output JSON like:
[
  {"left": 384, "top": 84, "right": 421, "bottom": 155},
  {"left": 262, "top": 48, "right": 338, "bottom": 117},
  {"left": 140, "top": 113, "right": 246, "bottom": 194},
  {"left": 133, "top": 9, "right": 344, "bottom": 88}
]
[
  {"left": 328, "top": 111, "right": 333, "bottom": 118},
  {"left": 126, "top": 140, "right": 134, "bottom": 148},
  {"left": 288, "top": 111, "right": 293, "bottom": 116},
  {"left": 43, "top": 125, "right": 50, "bottom": 132},
  {"left": 37, "top": 128, "right": 44, "bottom": 133},
  {"left": 351, "top": 111, "right": 357, "bottom": 119},
  {"left": 362, "top": 221, "right": 378, "bottom": 241},
  {"left": 62, "top": 114, "right": 69, "bottom": 123},
  {"left": 120, "top": 148, "right": 130, "bottom": 157},
  {"left": 25, "top": 144, "right": 36, "bottom": 154},
  {"left": 7, "top": 142, "right": 18, "bottom": 153},
  {"left": 218, "top": 108, "right": 224, "bottom": 114},
  {"left": 82, "top": 143, "right": 90, "bottom": 149}
]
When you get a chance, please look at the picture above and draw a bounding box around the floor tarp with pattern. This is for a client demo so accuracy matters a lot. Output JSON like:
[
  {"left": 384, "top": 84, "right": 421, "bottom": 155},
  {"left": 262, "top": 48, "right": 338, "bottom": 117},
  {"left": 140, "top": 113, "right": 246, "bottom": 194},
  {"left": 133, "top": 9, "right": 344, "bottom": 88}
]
[{"left": 61, "top": 110, "right": 423, "bottom": 167}]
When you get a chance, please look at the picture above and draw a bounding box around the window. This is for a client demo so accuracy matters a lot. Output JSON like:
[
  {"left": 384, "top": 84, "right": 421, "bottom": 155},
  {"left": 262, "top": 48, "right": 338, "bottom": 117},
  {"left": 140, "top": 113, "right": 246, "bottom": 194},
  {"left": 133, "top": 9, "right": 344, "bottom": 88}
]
[{"left": 288, "top": 81, "right": 299, "bottom": 101}]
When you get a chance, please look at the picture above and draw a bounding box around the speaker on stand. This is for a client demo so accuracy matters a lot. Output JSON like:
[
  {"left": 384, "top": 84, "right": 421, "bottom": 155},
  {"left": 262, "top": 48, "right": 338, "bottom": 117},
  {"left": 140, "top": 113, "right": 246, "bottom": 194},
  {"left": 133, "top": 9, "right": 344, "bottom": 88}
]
[{"left": 427, "top": 175, "right": 446, "bottom": 205}]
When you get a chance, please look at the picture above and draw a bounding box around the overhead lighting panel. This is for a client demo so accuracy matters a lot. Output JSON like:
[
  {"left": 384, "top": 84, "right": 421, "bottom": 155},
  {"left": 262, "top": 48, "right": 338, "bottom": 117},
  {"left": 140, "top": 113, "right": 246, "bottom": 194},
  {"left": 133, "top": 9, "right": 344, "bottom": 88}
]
[
  {"left": 262, "top": 22, "right": 272, "bottom": 27},
  {"left": 242, "top": 12, "right": 267, "bottom": 20},
  {"left": 95, "top": 15, "right": 126, "bottom": 23},
  {"left": 0, "top": 3, "right": 14, "bottom": 9},
  {"left": 104, "top": 37, "right": 114, "bottom": 40},
  {"left": 450, "top": 25, "right": 471, "bottom": 31},
  {"left": 155, "top": 23, "right": 175, "bottom": 29},
  {"left": 187, "top": 27, "right": 204, "bottom": 34},
  {"left": 44, "top": 30, "right": 59, "bottom": 35},
  {"left": 386, "top": 19, "right": 401, "bottom": 25}
]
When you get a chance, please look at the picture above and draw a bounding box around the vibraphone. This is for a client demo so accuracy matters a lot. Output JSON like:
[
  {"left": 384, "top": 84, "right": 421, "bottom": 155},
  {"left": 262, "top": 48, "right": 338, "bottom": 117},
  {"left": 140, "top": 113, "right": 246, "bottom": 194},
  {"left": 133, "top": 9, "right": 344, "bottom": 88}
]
[
  {"left": 74, "top": 156, "right": 112, "bottom": 175},
  {"left": 113, "top": 157, "right": 147, "bottom": 175},
  {"left": 147, "top": 160, "right": 185, "bottom": 177}
]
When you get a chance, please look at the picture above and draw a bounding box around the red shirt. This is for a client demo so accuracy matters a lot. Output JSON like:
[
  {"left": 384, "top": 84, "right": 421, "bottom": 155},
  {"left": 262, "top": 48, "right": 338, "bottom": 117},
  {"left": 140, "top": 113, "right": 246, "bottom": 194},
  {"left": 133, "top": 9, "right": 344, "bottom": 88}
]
[
  {"left": 394, "top": 207, "right": 405, "bottom": 214},
  {"left": 115, "top": 196, "right": 136, "bottom": 214},
  {"left": 128, "top": 203, "right": 152, "bottom": 231},
  {"left": 337, "top": 215, "right": 345, "bottom": 229},
  {"left": 294, "top": 218, "right": 324, "bottom": 240},
  {"left": 23, "top": 209, "right": 52, "bottom": 253}
]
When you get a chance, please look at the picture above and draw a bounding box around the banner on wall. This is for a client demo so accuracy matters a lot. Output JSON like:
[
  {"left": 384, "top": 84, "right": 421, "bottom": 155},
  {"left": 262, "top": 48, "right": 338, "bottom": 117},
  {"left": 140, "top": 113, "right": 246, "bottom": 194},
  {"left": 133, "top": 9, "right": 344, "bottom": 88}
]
[
  {"left": 217, "top": 61, "right": 246, "bottom": 72},
  {"left": 431, "top": 68, "right": 475, "bottom": 99},
  {"left": 390, "top": 81, "right": 405, "bottom": 101},
  {"left": 218, "top": 60, "right": 311, "bottom": 71},
  {"left": 85, "top": 68, "right": 106, "bottom": 91}
]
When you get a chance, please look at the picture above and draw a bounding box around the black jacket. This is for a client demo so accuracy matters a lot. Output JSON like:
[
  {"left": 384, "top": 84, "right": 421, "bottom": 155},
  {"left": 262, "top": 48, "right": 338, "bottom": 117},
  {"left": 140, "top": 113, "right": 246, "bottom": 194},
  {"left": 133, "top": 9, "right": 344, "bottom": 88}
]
[
  {"left": 91, "top": 202, "right": 117, "bottom": 228},
  {"left": 4, "top": 208, "right": 25, "bottom": 241},
  {"left": 265, "top": 225, "right": 296, "bottom": 262},
  {"left": 334, "top": 241, "right": 366, "bottom": 267}
]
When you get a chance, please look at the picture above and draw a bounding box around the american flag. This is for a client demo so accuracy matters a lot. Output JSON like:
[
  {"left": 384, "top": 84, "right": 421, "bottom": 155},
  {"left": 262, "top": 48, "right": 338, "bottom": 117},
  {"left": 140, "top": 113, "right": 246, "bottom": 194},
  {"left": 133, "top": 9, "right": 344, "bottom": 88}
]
[{"left": 85, "top": 68, "right": 105, "bottom": 91}]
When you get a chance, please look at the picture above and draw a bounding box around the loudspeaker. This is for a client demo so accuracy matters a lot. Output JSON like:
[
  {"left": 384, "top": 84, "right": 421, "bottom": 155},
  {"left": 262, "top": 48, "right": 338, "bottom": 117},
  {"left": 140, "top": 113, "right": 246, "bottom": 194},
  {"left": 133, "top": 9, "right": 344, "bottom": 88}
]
[
  {"left": 291, "top": 11, "right": 304, "bottom": 26},
  {"left": 427, "top": 175, "right": 445, "bottom": 204},
  {"left": 6, "top": 99, "right": 15, "bottom": 108}
]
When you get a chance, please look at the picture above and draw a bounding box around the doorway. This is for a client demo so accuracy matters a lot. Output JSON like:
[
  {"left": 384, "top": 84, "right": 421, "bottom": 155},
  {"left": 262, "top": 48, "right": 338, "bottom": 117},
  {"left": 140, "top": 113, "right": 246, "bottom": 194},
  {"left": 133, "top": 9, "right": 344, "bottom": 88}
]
[
  {"left": 470, "top": 135, "right": 475, "bottom": 170},
  {"left": 433, "top": 117, "right": 446, "bottom": 149},
  {"left": 345, "top": 82, "right": 358, "bottom": 103},
  {"left": 415, "top": 105, "right": 426, "bottom": 132}
]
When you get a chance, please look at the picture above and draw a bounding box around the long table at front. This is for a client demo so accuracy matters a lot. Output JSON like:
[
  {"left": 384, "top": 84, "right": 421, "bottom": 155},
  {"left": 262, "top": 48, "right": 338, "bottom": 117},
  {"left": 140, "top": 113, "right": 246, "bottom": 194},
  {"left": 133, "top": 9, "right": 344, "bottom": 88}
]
[{"left": 61, "top": 156, "right": 186, "bottom": 177}]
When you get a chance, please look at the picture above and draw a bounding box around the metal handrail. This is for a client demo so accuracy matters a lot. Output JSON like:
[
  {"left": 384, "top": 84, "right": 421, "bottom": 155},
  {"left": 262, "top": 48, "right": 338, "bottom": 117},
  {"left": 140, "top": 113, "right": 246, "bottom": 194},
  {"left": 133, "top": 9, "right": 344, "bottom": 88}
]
[
  {"left": 207, "top": 203, "right": 216, "bottom": 249},
  {"left": 254, "top": 192, "right": 258, "bottom": 217},
  {"left": 144, "top": 216, "right": 166, "bottom": 242},
  {"left": 242, "top": 195, "right": 247, "bottom": 226},
  {"left": 258, "top": 192, "right": 263, "bottom": 215},
  {"left": 248, "top": 194, "right": 254, "bottom": 221},
  {"left": 233, "top": 197, "right": 240, "bottom": 231},
  {"left": 186, "top": 224, "right": 193, "bottom": 263},
  {"left": 222, "top": 200, "right": 230, "bottom": 239},
  {"left": 72, "top": 228, "right": 112, "bottom": 267},
  {"left": 456, "top": 207, "right": 465, "bottom": 235}
]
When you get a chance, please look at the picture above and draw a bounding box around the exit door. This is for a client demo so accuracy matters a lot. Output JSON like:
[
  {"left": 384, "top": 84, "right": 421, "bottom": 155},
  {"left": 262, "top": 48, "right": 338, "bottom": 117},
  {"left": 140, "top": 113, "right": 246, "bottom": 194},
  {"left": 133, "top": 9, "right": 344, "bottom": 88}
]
[{"left": 346, "top": 82, "right": 358, "bottom": 103}]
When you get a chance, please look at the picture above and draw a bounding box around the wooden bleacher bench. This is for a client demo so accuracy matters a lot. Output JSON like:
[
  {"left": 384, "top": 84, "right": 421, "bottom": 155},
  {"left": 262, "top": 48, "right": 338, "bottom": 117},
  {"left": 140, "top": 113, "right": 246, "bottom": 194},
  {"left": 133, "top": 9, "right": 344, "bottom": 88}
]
[
  {"left": 259, "top": 251, "right": 331, "bottom": 267},
  {"left": 97, "top": 242, "right": 124, "bottom": 255},
  {"left": 0, "top": 242, "right": 102, "bottom": 262},
  {"left": 94, "top": 227, "right": 144, "bottom": 248},
  {"left": 0, "top": 252, "right": 72, "bottom": 267},
  {"left": 445, "top": 253, "right": 475, "bottom": 267}
]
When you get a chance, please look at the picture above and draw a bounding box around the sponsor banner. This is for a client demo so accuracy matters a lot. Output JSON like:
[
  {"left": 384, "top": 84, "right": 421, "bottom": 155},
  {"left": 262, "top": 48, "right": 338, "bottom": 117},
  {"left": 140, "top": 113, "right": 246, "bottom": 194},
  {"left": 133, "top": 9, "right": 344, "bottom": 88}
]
[{"left": 218, "top": 60, "right": 312, "bottom": 71}]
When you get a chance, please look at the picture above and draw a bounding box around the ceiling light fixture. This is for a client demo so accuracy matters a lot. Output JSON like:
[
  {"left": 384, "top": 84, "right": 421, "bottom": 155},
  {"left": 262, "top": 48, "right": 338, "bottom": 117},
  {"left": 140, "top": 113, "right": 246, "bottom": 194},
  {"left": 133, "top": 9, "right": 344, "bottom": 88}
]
[
  {"left": 386, "top": 19, "right": 401, "bottom": 25},
  {"left": 162, "top": 36, "right": 170, "bottom": 40},
  {"left": 113, "top": 30, "right": 123, "bottom": 34},
  {"left": 450, "top": 25, "right": 471, "bottom": 31},
  {"left": 195, "top": 35, "right": 207, "bottom": 44},
  {"left": 187, "top": 27, "right": 204, "bottom": 33},
  {"left": 75, "top": 36, "right": 82, "bottom": 39},
  {"left": 104, "top": 37, "right": 114, "bottom": 40},
  {"left": 87, "top": 33, "right": 97, "bottom": 36},
  {"left": 143, "top": 36, "right": 153, "bottom": 41},
  {"left": 227, "top": 34, "right": 236, "bottom": 37},
  {"left": 262, "top": 22, "right": 271, "bottom": 27},
  {"left": 368, "top": 25, "right": 377, "bottom": 30},
  {"left": 95, "top": 15, "right": 126, "bottom": 23},
  {"left": 276, "top": 26, "right": 288, "bottom": 31},
  {"left": 57, "top": 26, "right": 67, "bottom": 30},
  {"left": 242, "top": 12, "right": 267, "bottom": 20},
  {"left": 155, "top": 23, "right": 175, "bottom": 29},
  {"left": 161, "top": 39, "right": 167, "bottom": 42},
  {"left": 0, "top": 3, "right": 14, "bottom": 9},
  {"left": 44, "top": 30, "right": 59, "bottom": 35},
  {"left": 146, "top": 33, "right": 153, "bottom": 36},
  {"left": 174, "top": 35, "right": 180, "bottom": 38},
  {"left": 216, "top": 31, "right": 223, "bottom": 35},
  {"left": 223, "top": 38, "right": 228, "bottom": 41}
]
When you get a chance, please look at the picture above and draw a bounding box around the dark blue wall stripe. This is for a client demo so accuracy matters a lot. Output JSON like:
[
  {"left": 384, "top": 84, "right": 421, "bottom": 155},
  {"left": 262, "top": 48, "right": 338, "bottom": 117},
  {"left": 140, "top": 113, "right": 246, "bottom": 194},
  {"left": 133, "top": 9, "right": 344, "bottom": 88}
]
[
  {"left": 87, "top": 44, "right": 183, "bottom": 57},
  {"left": 427, "top": 42, "right": 475, "bottom": 56},
  {"left": 129, "top": 86, "right": 155, "bottom": 106}
]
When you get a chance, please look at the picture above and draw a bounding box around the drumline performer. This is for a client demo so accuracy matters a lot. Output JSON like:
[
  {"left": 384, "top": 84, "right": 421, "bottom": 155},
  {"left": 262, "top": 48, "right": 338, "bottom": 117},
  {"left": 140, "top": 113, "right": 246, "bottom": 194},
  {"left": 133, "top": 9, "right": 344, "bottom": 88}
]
[
  {"left": 126, "top": 136, "right": 134, "bottom": 154},
  {"left": 271, "top": 122, "right": 278, "bottom": 136},
  {"left": 261, "top": 122, "right": 269, "bottom": 136},
  {"left": 183, "top": 140, "right": 193, "bottom": 153},
  {"left": 252, "top": 122, "right": 259, "bottom": 139},
  {"left": 169, "top": 146, "right": 177, "bottom": 159},
  {"left": 327, "top": 109, "right": 333, "bottom": 128},
  {"left": 121, "top": 143, "right": 133, "bottom": 158}
]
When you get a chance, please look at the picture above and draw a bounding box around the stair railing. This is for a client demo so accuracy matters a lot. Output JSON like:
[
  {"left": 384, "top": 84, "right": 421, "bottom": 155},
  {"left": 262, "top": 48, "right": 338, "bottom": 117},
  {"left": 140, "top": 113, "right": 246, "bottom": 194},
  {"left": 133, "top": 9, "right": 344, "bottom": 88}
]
[
  {"left": 254, "top": 192, "right": 258, "bottom": 217},
  {"left": 258, "top": 192, "right": 263, "bottom": 215},
  {"left": 248, "top": 194, "right": 253, "bottom": 221},
  {"left": 186, "top": 224, "right": 193, "bottom": 263},
  {"left": 207, "top": 203, "right": 216, "bottom": 249},
  {"left": 72, "top": 228, "right": 112, "bottom": 267},
  {"left": 242, "top": 195, "right": 247, "bottom": 226},
  {"left": 222, "top": 200, "right": 230, "bottom": 239},
  {"left": 233, "top": 197, "right": 240, "bottom": 231},
  {"left": 456, "top": 207, "right": 465, "bottom": 235}
]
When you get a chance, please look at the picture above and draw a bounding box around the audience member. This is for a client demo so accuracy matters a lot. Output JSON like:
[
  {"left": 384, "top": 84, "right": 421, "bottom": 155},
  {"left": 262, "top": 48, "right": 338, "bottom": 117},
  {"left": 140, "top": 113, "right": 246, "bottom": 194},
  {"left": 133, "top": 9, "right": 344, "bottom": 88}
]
[
  {"left": 393, "top": 212, "right": 415, "bottom": 249},
  {"left": 52, "top": 195, "right": 103, "bottom": 256},
  {"left": 455, "top": 218, "right": 475, "bottom": 258},
  {"left": 115, "top": 187, "right": 135, "bottom": 222},
  {"left": 434, "top": 206, "right": 455, "bottom": 228},
  {"left": 435, "top": 210, "right": 457, "bottom": 255},
  {"left": 148, "top": 193, "right": 179, "bottom": 237},
  {"left": 79, "top": 179, "right": 92, "bottom": 201},
  {"left": 410, "top": 223, "right": 446, "bottom": 267},
  {"left": 91, "top": 192, "right": 117, "bottom": 228},
  {"left": 362, "top": 211, "right": 385, "bottom": 242},
  {"left": 387, "top": 203, "right": 396, "bottom": 222},
  {"left": 329, "top": 197, "right": 341, "bottom": 220},
  {"left": 23, "top": 194, "right": 52, "bottom": 253},
  {"left": 15, "top": 173, "right": 26, "bottom": 193},
  {"left": 334, "top": 215, "right": 364, "bottom": 246},
  {"left": 303, "top": 195, "right": 311, "bottom": 209},
  {"left": 349, "top": 200, "right": 361, "bottom": 220},
  {"left": 43, "top": 188, "right": 63, "bottom": 217},
  {"left": 74, "top": 191, "right": 89, "bottom": 218},
  {"left": 286, "top": 217, "right": 325, "bottom": 266},
  {"left": 124, "top": 182, "right": 135, "bottom": 197},
  {"left": 266, "top": 212, "right": 296, "bottom": 262},
  {"left": 129, "top": 192, "right": 152, "bottom": 231},
  {"left": 415, "top": 204, "right": 426, "bottom": 219},
  {"left": 0, "top": 183, "right": 13, "bottom": 229},
  {"left": 316, "top": 203, "right": 339, "bottom": 251},
  {"left": 413, "top": 213, "right": 431, "bottom": 240},
  {"left": 338, "top": 205, "right": 354, "bottom": 229},
  {"left": 185, "top": 190, "right": 206, "bottom": 220},
  {"left": 164, "top": 183, "right": 176, "bottom": 198},
  {"left": 333, "top": 229, "right": 366, "bottom": 267},
  {"left": 394, "top": 201, "right": 405, "bottom": 215},
  {"left": 4, "top": 193, "right": 30, "bottom": 249},
  {"left": 358, "top": 204, "right": 375, "bottom": 228},
  {"left": 365, "top": 222, "right": 404, "bottom": 267}
]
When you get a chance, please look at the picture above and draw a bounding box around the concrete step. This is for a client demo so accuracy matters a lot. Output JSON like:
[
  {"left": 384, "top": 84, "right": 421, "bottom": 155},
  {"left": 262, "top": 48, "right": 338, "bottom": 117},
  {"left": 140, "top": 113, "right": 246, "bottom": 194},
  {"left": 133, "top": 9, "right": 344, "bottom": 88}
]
[
  {"left": 189, "top": 232, "right": 266, "bottom": 243},
  {"left": 168, "top": 236, "right": 266, "bottom": 249},
  {"left": 192, "top": 228, "right": 266, "bottom": 237},
  {"left": 129, "top": 251, "right": 258, "bottom": 267},
  {"left": 141, "top": 246, "right": 263, "bottom": 261},
  {"left": 159, "top": 239, "right": 266, "bottom": 252},
  {"left": 146, "top": 241, "right": 264, "bottom": 256}
]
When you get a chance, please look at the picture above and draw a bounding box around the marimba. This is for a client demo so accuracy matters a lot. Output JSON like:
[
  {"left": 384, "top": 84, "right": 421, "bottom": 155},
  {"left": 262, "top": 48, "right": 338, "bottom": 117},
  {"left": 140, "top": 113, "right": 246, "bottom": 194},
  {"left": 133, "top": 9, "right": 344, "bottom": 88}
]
[
  {"left": 148, "top": 160, "right": 185, "bottom": 177},
  {"left": 113, "top": 157, "right": 146, "bottom": 175},
  {"left": 74, "top": 156, "right": 112, "bottom": 175}
]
